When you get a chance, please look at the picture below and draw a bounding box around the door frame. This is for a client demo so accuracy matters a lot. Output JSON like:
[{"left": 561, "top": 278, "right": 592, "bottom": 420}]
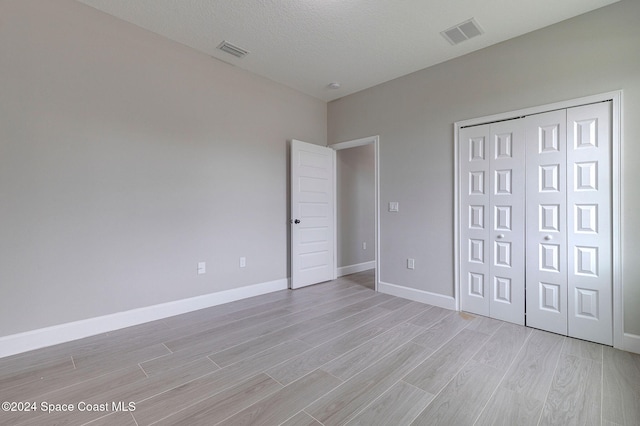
[
  {"left": 329, "top": 136, "right": 380, "bottom": 291},
  {"left": 454, "top": 91, "right": 624, "bottom": 350}
]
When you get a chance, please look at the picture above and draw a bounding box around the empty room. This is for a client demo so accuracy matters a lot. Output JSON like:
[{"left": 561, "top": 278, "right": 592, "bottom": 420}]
[{"left": 1, "top": 0, "right": 639, "bottom": 425}]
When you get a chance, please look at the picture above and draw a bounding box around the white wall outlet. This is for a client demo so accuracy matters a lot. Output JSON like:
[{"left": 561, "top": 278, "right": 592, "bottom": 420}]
[
  {"left": 197, "top": 262, "right": 206, "bottom": 274},
  {"left": 407, "top": 258, "right": 415, "bottom": 270},
  {"left": 362, "top": 242, "right": 367, "bottom": 250},
  {"left": 389, "top": 202, "right": 399, "bottom": 212},
  {"left": 239, "top": 257, "right": 246, "bottom": 268}
]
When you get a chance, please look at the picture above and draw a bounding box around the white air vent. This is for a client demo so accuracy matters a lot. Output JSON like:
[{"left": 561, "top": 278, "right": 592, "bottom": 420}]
[
  {"left": 217, "top": 41, "right": 249, "bottom": 58},
  {"left": 441, "top": 18, "right": 483, "bottom": 45}
]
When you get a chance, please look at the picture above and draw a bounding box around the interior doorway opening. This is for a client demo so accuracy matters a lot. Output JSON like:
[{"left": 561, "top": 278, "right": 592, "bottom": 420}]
[{"left": 331, "top": 136, "right": 380, "bottom": 292}]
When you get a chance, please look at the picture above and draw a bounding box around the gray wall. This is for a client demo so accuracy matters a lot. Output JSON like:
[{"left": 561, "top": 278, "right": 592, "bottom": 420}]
[
  {"left": 0, "top": 0, "right": 326, "bottom": 337},
  {"left": 328, "top": 0, "right": 640, "bottom": 335},
  {"left": 337, "top": 145, "right": 375, "bottom": 268}
]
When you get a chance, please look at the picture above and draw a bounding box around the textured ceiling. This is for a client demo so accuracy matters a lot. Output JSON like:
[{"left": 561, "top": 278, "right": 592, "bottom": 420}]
[{"left": 76, "top": 0, "right": 619, "bottom": 102}]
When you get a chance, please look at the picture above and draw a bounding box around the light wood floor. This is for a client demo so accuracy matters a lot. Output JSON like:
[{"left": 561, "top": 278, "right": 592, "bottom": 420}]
[{"left": 1, "top": 270, "right": 639, "bottom": 426}]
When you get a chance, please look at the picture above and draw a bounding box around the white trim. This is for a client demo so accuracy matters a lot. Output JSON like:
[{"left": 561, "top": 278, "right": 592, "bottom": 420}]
[
  {"left": 337, "top": 261, "right": 376, "bottom": 277},
  {"left": 378, "top": 281, "right": 456, "bottom": 310},
  {"left": 623, "top": 333, "right": 640, "bottom": 355},
  {"left": 454, "top": 91, "right": 624, "bottom": 350},
  {"left": 611, "top": 92, "right": 624, "bottom": 350},
  {"left": 330, "top": 135, "right": 380, "bottom": 292},
  {"left": 0, "top": 278, "right": 288, "bottom": 358},
  {"left": 453, "top": 124, "right": 460, "bottom": 312}
]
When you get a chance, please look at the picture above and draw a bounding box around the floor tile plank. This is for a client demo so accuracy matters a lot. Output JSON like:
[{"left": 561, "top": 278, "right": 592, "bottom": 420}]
[
  {"left": 411, "top": 312, "right": 476, "bottom": 349},
  {"left": 473, "top": 322, "right": 531, "bottom": 372},
  {"left": 474, "top": 386, "right": 544, "bottom": 426},
  {"left": 500, "top": 329, "right": 565, "bottom": 401},
  {"left": 323, "top": 323, "right": 428, "bottom": 381},
  {"left": 346, "top": 381, "right": 434, "bottom": 426},
  {"left": 142, "top": 373, "right": 282, "bottom": 425},
  {"left": 132, "top": 340, "right": 311, "bottom": 424},
  {"left": 602, "top": 346, "right": 640, "bottom": 426},
  {"left": 539, "top": 354, "right": 601, "bottom": 426},
  {"left": 410, "top": 360, "right": 503, "bottom": 426},
  {"left": 306, "top": 342, "right": 432, "bottom": 426},
  {"left": 281, "top": 411, "right": 323, "bottom": 426},
  {"left": 217, "top": 370, "right": 341, "bottom": 426},
  {"left": 403, "top": 329, "right": 490, "bottom": 394}
]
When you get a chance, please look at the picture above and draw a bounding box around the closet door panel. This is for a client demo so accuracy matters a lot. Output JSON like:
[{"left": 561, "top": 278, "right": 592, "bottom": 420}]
[
  {"left": 567, "top": 102, "right": 612, "bottom": 345},
  {"left": 489, "top": 120, "right": 525, "bottom": 325},
  {"left": 460, "top": 125, "right": 491, "bottom": 316},
  {"left": 525, "top": 110, "right": 568, "bottom": 335}
]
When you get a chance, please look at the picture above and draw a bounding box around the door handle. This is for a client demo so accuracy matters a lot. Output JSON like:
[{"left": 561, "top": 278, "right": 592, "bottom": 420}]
[
  {"left": 496, "top": 234, "right": 505, "bottom": 239},
  {"left": 290, "top": 219, "right": 301, "bottom": 224},
  {"left": 544, "top": 235, "right": 553, "bottom": 241}
]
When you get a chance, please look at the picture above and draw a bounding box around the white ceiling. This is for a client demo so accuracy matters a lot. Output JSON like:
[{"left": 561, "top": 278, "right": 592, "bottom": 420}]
[{"left": 76, "top": 0, "right": 619, "bottom": 102}]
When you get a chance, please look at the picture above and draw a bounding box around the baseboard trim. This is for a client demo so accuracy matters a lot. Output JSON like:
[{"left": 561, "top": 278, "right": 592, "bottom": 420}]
[
  {"left": 337, "top": 261, "right": 376, "bottom": 277},
  {"left": 623, "top": 332, "right": 640, "bottom": 355},
  {"left": 378, "top": 281, "right": 456, "bottom": 310},
  {"left": 0, "top": 278, "right": 288, "bottom": 359}
]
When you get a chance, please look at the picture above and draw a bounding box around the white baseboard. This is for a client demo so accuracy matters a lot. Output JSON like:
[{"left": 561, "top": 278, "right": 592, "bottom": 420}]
[
  {"left": 337, "top": 261, "right": 375, "bottom": 277},
  {"left": 624, "top": 332, "right": 640, "bottom": 355},
  {"left": 0, "top": 278, "right": 288, "bottom": 359},
  {"left": 378, "top": 281, "right": 456, "bottom": 310}
]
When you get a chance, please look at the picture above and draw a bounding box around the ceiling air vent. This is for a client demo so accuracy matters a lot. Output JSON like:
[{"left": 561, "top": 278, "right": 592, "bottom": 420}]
[
  {"left": 441, "top": 18, "right": 484, "bottom": 45},
  {"left": 217, "top": 40, "right": 249, "bottom": 58}
]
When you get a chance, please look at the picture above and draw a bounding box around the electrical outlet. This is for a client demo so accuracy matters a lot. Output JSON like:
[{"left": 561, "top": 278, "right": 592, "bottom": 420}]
[
  {"left": 407, "top": 258, "right": 415, "bottom": 270},
  {"left": 239, "top": 257, "right": 246, "bottom": 268},
  {"left": 389, "top": 202, "right": 399, "bottom": 212},
  {"left": 197, "top": 262, "right": 206, "bottom": 274}
]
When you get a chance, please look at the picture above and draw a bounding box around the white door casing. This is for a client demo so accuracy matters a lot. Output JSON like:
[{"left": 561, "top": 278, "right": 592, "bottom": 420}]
[
  {"left": 459, "top": 120, "right": 525, "bottom": 325},
  {"left": 290, "top": 140, "right": 335, "bottom": 289}
]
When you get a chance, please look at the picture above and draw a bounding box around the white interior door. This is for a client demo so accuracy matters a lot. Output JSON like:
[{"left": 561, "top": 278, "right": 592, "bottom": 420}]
[
  {"left": 489, "top": 120, "right": 525, "bottom": 325},
  {"left": 460, "top": 124, "right": 491, "bottom": 317},
  {"left": 290, "top": 140, "right": 335, "bottom": 289},
  {"left": 525, "top": 104, "right": 612, "bottom": 345},
  {"left": 459, "top": 121, "right": 525, "bottom": 324},
  {"left": 566, "top": 102, "right": 612, "bottom": 345},
  {"left": 525, "top": 110, "right": 569, "bottom": 335}
]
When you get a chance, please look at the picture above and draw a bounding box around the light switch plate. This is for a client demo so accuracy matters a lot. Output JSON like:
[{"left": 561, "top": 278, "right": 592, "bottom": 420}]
[{"left": 389, "top": 202, "right": 399, "bottom": 212}]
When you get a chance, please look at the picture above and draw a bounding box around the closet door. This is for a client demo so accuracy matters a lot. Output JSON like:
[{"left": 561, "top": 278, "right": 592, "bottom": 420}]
[
  {"left": 489, "top": 120, "right": 525, "bottom": 324},
  {"left": 525, "top": 104, "right": 612, "bottom": 345},
  {"left": 525, "top": 110, "right": 568, "bottom": 335},
  {"left": 567, "top": 102, "right": 612, "bottom": 345},
  {"left": 460, "top": 124, "right": 491, "bottom": 317},
  {"left": 460, "top": 121, "right": 525, "bottom": 324}
]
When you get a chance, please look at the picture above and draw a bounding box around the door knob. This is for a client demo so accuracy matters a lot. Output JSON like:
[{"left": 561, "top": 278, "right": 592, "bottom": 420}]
[
  {"left": 544, "top": 235, "right": 553, "bottom": 240},
  {"left": 496, "top": 234, "right": 505, "bottom": 239},
  {"left": 292, "top": 219, "right": 300, "bottom": 224}
]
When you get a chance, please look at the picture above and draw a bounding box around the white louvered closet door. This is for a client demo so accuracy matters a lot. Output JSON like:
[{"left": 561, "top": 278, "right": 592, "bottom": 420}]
[{"left": 459, "top": 120, "right": 525, "bottom": 325}]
